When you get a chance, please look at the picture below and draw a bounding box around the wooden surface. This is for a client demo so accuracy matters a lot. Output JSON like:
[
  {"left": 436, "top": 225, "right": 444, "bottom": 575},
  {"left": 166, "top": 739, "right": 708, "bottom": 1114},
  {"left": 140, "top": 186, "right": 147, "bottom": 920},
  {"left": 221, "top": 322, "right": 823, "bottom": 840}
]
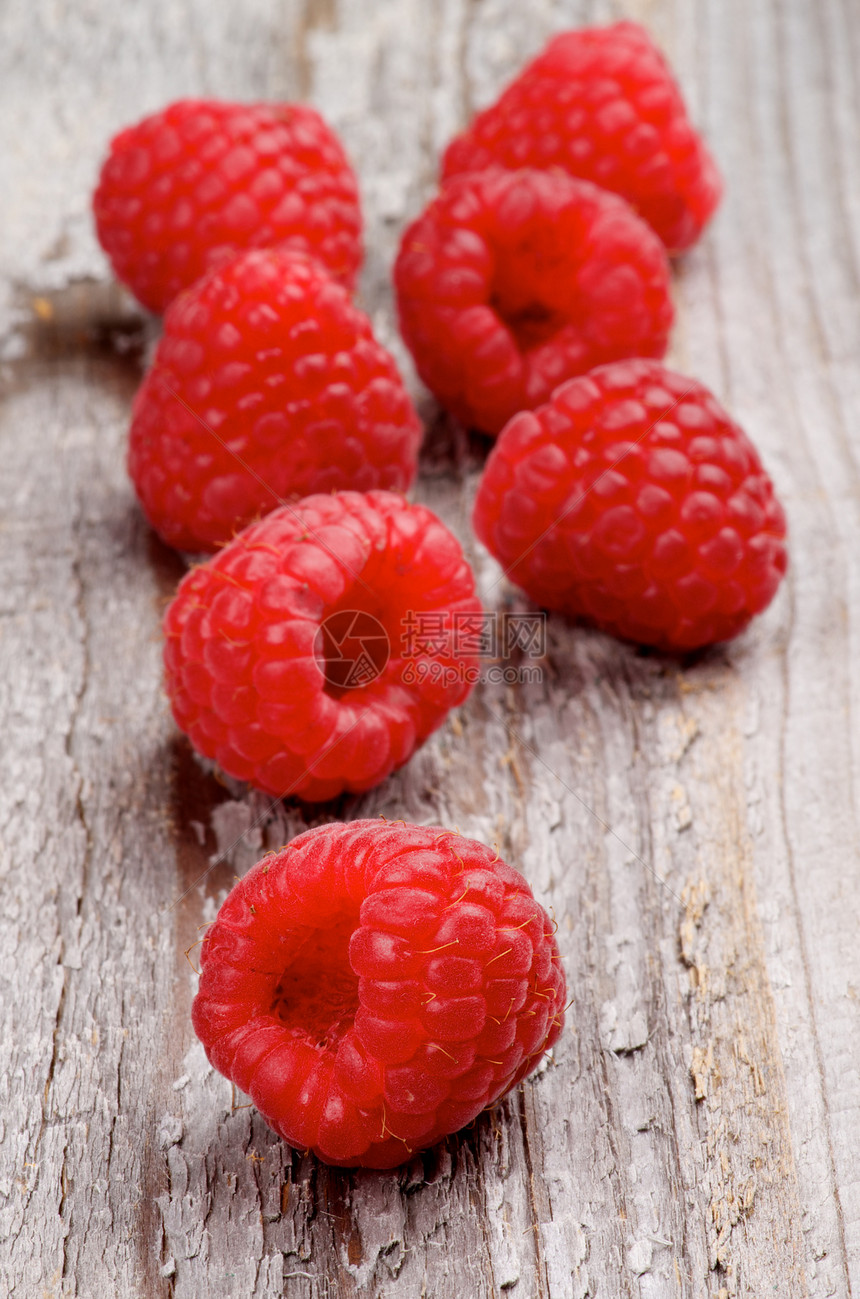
[{"left": 2, "top": 0, "right": 859, "bottom": 1295}]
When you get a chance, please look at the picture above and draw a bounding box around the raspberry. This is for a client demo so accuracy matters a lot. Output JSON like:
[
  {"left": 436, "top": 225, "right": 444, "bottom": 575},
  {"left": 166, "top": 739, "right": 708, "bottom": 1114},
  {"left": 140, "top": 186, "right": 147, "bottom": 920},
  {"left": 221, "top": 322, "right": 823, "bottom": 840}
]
[
  {"left": 163, "top": 490, "right": 482, "bottom": 801},
  {"left": 442, "top": 21, "right": 721, "bottom": 253},
  {"left": 472, "top": 360, "right": 788, "bottom": 652},
  {"left": 394, "top": 168, "right": 672, "bottom": 436},
  {"left": 129, "top": 249, "right": 421, "bottom": 552},
  {"left": 93, "top": 99, "right": 362, "bottom": 313},
  {"left": 192, "top": 819, "right": 566, "bottom": 1168}
]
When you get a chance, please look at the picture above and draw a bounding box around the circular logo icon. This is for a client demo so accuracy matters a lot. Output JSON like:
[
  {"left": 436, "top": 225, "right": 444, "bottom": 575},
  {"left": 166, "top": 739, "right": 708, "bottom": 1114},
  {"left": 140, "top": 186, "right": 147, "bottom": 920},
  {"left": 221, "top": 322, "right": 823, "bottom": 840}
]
[{"left": 314, "top": 610, "right": 391, "bottom": 691}]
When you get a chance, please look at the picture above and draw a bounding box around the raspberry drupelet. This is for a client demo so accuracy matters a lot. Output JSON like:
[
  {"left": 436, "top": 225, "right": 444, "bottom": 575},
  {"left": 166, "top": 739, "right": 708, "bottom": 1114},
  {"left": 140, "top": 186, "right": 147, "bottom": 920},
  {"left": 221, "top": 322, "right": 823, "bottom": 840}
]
[
  {"left": 128, "top": 249, "right": 421, "bottom": 552},
  {"left": 472, "top": 360, "right": 788, "bottom": 652},
  {"left": 93, "top": 98, "right": 362, "bottom": 312},
  {"left": 163, "top": 491, "right": 482, "bottom": 801},
  {"left": 394, "top": 168, "right": 672, "bottom": 436},
  {"left": 442, "top": 21, "right": 722, "bottom": 253},
  {"left": 192, "top": 819, "right": 566, "bottom": 1167}
]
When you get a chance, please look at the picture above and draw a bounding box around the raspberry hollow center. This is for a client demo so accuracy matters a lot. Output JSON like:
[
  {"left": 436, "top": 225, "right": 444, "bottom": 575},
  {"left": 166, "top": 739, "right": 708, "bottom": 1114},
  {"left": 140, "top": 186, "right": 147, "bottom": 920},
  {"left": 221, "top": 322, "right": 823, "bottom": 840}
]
[
  {"left": 490, "top": 239, "right": 569, "bottom": 351},
  {"left": 315, "top": 597, "right": 394, "bottom": 701},
  {"left": 491, "top": 294, "right": 561, "bottom": 351},
  {"left": 488, "top": 252, "right": 569, "bottom": 350},
  {"left": 269, "top": 919, "right": 359, "bottom": 1051},
  {"left": 315, "top": 574, "right": 410, "bottom": 706}
]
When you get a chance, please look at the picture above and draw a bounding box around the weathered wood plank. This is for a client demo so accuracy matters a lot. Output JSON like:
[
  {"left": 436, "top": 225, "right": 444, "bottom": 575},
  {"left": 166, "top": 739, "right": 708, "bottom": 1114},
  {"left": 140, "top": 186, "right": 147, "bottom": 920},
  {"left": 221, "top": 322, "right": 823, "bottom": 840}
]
[{"left": 2, "top": 0, "right": 859, "bottom": 1296}]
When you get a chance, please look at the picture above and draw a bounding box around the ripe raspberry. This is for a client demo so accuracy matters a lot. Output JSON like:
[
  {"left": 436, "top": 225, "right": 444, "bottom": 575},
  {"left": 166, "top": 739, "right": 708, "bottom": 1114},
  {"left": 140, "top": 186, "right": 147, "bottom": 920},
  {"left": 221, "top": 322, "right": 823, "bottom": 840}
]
[
  {"left": 394, "top": 168, "right": 672, "bottom": 436},
  {"left": 164, "top": 491, "right": 481, "bottom": 801},
  {"left": 93, "top": 99, "right": 362, "bottom": 313},
  {"left": 192, "top": 819, "right": 566, "bottom": 1168},
  {"left": 473, "top": 360, "right": 788, "bottom": 652},
  {"left": 442, "top": 21, "right": 721, "bottom": 253},
  {"left": 129, "top": 249, "right": 421, "bottom": 552}
]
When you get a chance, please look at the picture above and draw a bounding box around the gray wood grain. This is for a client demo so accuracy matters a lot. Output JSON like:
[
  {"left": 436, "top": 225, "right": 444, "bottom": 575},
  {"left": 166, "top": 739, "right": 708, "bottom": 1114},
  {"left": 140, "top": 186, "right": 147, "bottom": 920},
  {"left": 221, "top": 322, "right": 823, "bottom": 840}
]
[{"left": 1, "top": 0, "right": 859, "bottom": 1295}]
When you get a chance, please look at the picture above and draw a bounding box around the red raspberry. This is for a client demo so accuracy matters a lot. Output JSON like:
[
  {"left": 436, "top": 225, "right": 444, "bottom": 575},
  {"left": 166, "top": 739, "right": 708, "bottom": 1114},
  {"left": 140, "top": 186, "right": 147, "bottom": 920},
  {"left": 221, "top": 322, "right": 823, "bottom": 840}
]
[
  {"left": 164, "top": 491, "right": 481, "bottom": 801},
  {"left": 129, "top": 249, "right": 421, "bottom": 552},
  {"left": 394, "top": 168, "right": 672, "bottom": 436},
  {"left": 93, "top": 99, "right": 362, "bottom": 313},
  {"left": 192, "top": 819, "right": 566, "bottom": 1168},
  {"left": 442, "top": 21, "right": 721, "bottom": 253},
  {"left": 472, "top": 360, "right": 788, "bottom": 652}
]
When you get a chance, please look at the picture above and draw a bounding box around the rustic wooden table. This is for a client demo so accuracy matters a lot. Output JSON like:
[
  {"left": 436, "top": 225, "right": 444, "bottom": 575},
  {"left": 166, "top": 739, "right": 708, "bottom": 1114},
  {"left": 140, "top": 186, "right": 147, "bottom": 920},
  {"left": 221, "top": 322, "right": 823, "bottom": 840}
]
[{"left": 2, "top": 0, "right": 858, "bottom": 1295}]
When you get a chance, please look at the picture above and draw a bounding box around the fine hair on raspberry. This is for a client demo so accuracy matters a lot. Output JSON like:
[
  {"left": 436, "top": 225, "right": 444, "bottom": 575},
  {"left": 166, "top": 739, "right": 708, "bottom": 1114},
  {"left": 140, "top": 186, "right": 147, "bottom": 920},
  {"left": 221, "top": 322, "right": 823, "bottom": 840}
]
[
  {"left": 163, "top": 490, "right": 482, "bottom": 801},
  {"left": 394, "top": 167, "right": 672, "bottom": 436},
  {"left": 128, "top": 248, "right": 422, "bottom": 552},
  {"left": 93, "top": 98, "right": 363, "bottom": 312},
  {"left": 442, "top": 21, "right": 722, "bottom": 253},
  {"left": 192, "top": 819, "right": 566, "bottom": 1167},
  {"left": 473, "top": 359, "right": 788, "bottom": 652}
]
